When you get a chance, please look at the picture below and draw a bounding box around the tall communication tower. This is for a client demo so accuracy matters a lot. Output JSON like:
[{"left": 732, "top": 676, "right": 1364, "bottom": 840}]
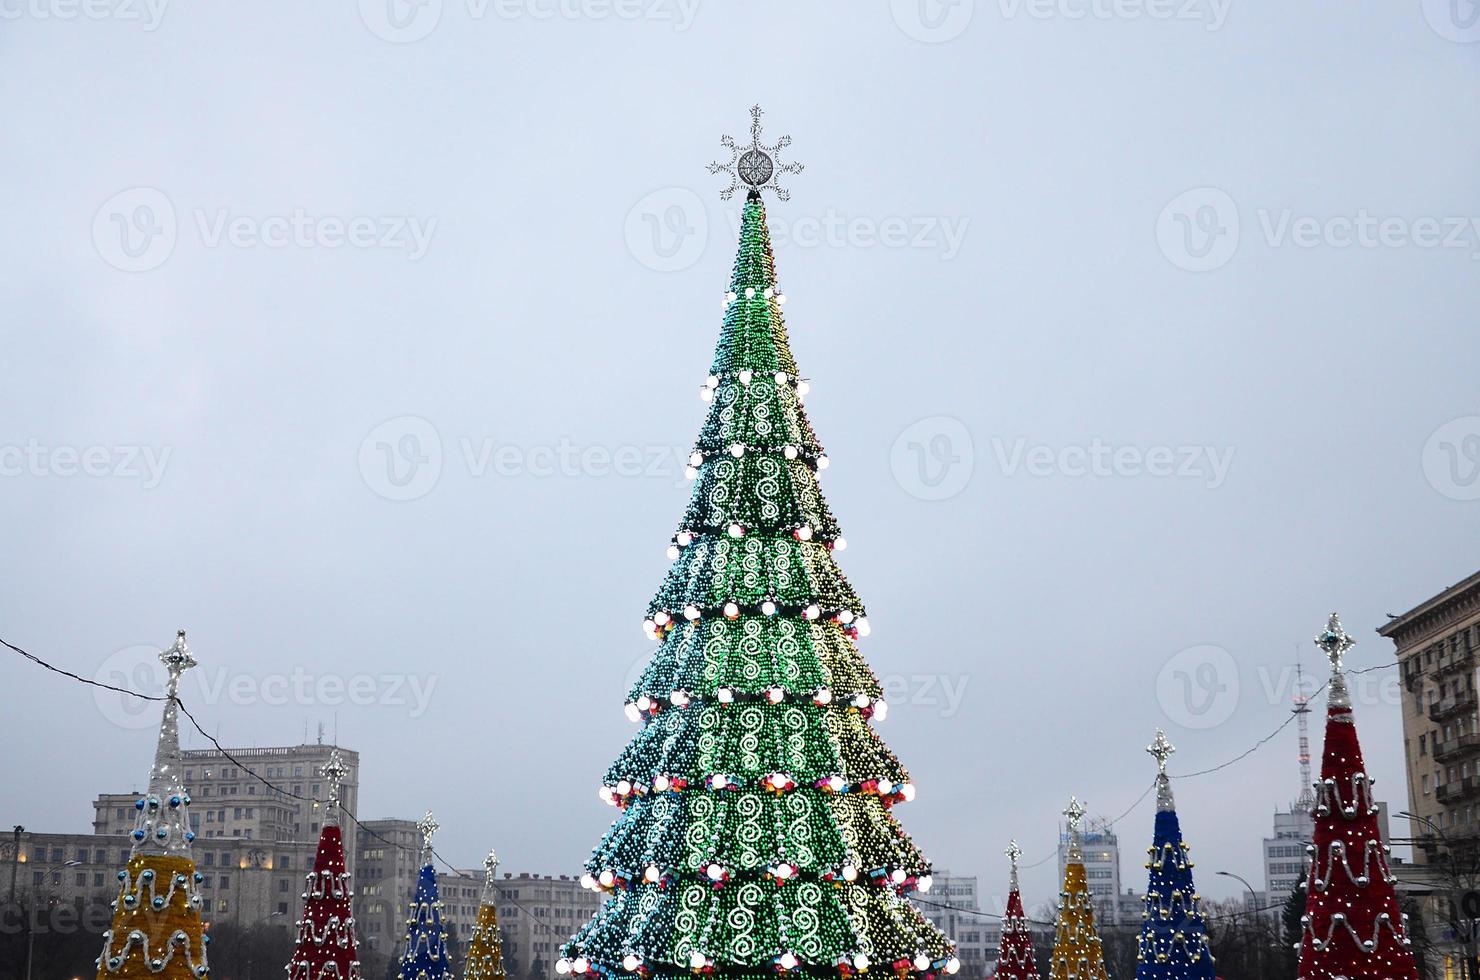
[{"left": 1293, "top": 660, "right": 1317, "bottom": 814}]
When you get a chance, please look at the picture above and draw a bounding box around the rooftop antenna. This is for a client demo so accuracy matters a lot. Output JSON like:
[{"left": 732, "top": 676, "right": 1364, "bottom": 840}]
[
  {"left": 317, "top": 721, "right": 325, "bottom": 746},
  {"left": 1293, "top": 650, "right": 1316, "bottom": 815}
]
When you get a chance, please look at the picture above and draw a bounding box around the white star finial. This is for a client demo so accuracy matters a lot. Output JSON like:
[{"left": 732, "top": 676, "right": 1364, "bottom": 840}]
[
  {"left": 1315, "top": 612, "right": 1355, "bottom": 673},
  {"left": 708, "top": 105, "right": 804, "bottom": 201},
  {"left": 159, "top": 630, "right": 197, "bottom": 694},
  {"left": 1063, "top": 796, "right": 1088, "bottom": 863},
  {"left": 322, "top": 750, "right": 348, "bottom": 823},
  {"left": 1147, "top": 729, "right": 1176, "bottom": 774},
  {"left": 418, "top": 811, "right": 439, "bottom": 862}
]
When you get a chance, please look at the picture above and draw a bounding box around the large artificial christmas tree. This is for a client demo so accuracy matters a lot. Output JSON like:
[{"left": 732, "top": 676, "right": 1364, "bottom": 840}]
[
  {"left": 1296, "top": 614, "right": 1418, "bottom": 980},
  {"left": 398, "top": 814, "right": 455, "bottom": 980},
  {"left": 463, "top": 851, "right": 507, "bottom": 980},
  {"left": 1133, "top": 731, "right": 1214, "bottom": 980},
  {"left": 96, "top": 630, "right": 210, "bottom": 980},
  {"left": 992, "top": 842, "right": 1039, "bottom": 980},
  {"left": 1048, "top": 799, "right": 1107, "bottom": 980},
  {"left": 285, "top": 750, "right": 362, "bottom": 980},
  {"left": 556, "top": 106, "right": 957, "bottom": 980}
]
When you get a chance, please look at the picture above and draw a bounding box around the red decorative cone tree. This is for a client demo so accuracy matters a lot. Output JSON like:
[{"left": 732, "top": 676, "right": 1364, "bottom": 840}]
[
  {"left": 993, "top": 842, "right": 1039, "bottom": 980},
  {"left": 286, "top": 750, "right": 362, "bottom": 980},
  {"left": 1297, "top": 613, "right": 1418, "bottom": 980}
]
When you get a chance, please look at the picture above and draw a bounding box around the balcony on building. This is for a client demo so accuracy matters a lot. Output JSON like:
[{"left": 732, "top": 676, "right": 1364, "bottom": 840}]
[
  {"left": 1436, "top": 776, "right": 1480, "bottom": 805},
  {"left": 1429, "top": 691, "right": 1479, "bottom": 723},
  {"left": 1433, "top": 733, "right": 1480, "bottom": 763},
  {"left": 1433, "top": 647, "right": 1477, "bottom": 681}
]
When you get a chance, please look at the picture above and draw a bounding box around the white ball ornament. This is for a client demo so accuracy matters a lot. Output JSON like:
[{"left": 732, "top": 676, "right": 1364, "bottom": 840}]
[
  {"left": 815, "top": 687, "right": 833, "bottom": 705},
  {"left": 853, "top": 955, "right": 870, "bottom": 970},
  {"left": 917, "top": 874, "right": 933, "bottom": 893},
  {"left": 624, "top": 703, "right": 641, "bottom": 723},
  {"left": 599, "top": 870, "right": 616, "bottom": 888},
  {"left": 855, "top": 617, "right": 871, "bottom": 637},
  {"left": 689, "top": 952, "right": 707, "bottom": 970},
  {"left": 716, "top": 687, "right": 734, "bottom": 704},
  {"left": 776, "top": 293, "right": 787, "bottom": 305},
  {"left": 723, "top": 602, "right": 740, "bottom": 620},
  {"left": 573, "top": 957, "right": 590, "bottom": 974},
  {"left": 666, "top": 545, "right": 680, "bottom": 560},
  {"left": 684, "top": 466, "right": 699, "bottom": 480},
  {"left": 816, "top": 455, "right": 830, "bottom": 470},
  {"left": 739, "top": 369, "right": 753, "bottom": 385},
  {"left": 761, "top": 600, "right": 777, "bottom": 616},
  {"left": 745, "top": 287, "right": 755, "bottom": 299},
  {"left": 796, "top": 525, "right": 813, "bottom": 541},
  {"left": 623, "top": 955, "right": 643, "bottom": 972},
  {"left": 783, "top": 445, "right": 798, "bottom": 460},
  {"left": 677, "top": 530, "right": 694, "bottom": 546},
  {"left": 556, "top": 959, "right": 572, "bottom": 975},
  {"left": 945, "top": 958, "right": 960, "bottom": 975},
  {"left": 914, "top": 955, "right": 931, "bottom": 972},
  {"left": 684, "top": 605, "right": 701, "bottom": 621},
  {"left": 779, "top": 952, "right": 797, "bottom": 970},
  {"left": 804, "top": 604, "right": 821, "bottom": 621},
  {"left": 729, "top": 443, "right": 745, "bottom": 458},
  {"left": 763, "top": 286, "right": 774, "bottom": 299},
  {"left": 833, "top": 536, "right": 847, "bottom": 551},
  {"left": 644, "top": 865, "right": 660, "bottom": 883},
  {"left": 728, "top": 523, "right": 745, "bottom": 538}
]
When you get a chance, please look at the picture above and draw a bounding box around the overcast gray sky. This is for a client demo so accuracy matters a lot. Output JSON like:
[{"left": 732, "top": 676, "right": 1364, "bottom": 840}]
[{"left": 2, "top": 0, "right": 1479, "bottom": 916}]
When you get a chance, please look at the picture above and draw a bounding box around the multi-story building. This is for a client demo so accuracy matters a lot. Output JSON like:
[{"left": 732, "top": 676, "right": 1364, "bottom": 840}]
[
  {"left": 1263, "top": 806, "right": 1314, "bottom": 910},
  {"left": 9, "top": 743, "right": 367, "bottom": 933},
  {"left": 6, "top": 828, "right": 318, "bottom": 928},
  {"left": 909, "top": 871, "right": 989, "bottom": 979},
  {"left": 1382, "top": 570, "right": 1480, "bottom": 854},
  {"left": 354, "top": 817, "right": 424, "bottom": 956},
  {"left": 492, "top": 872, "right": 605, "bottom": 979},
  {"left": 1058, "top": 818, "right": 1125, "bottom": 927}
]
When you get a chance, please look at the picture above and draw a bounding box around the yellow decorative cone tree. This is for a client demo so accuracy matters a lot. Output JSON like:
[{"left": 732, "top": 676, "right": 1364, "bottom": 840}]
[
  {"left": 1048, "top": 798, "right": 1107, "bottom": 980},
  {"left": 96, "top": 630, "right": 209, "bottom": 980},
  {"left": 462, "top": 851, "right": 507, "bottom": 980}
]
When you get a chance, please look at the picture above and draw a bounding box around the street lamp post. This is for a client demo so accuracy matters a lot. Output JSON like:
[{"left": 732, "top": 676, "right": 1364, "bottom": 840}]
[{"left": 1216, "top": 871, "right": 1272, "bottom": 976}]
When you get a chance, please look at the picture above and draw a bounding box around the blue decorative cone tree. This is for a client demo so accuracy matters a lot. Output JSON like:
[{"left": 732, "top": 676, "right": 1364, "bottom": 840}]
[
  {"left": 397, "top": 813, "right": 454, "bottom": 980},
  {"left": 1134, "top": 731, "right": 1215, "bottom": 980}
]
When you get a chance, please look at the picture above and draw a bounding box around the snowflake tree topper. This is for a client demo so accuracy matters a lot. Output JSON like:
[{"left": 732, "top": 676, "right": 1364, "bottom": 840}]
[{"left": 709, "top": 105, "right": 804, "bottom": 201}]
